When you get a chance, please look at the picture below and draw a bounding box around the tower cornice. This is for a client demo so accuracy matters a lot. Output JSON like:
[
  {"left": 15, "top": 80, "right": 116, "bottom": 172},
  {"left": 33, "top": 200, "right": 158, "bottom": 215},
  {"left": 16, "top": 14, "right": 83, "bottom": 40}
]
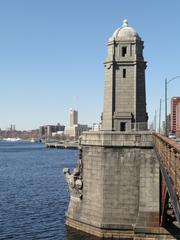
[
  {"left": 107, "top": 39, "right": 144, "bottom": 46},
  {"left": 104, "top": 60, "right": 147, "bottom": 65}
]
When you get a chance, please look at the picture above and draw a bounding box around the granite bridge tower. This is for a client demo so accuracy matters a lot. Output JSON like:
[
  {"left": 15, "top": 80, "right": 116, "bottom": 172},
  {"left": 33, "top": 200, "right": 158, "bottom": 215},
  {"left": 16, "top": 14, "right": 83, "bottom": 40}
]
[
  {"left": 62, "top": 20, "right": 170, "bottom": 239},
  {"left": 103, "top": 19, "right": 148, "bottom": 131}
]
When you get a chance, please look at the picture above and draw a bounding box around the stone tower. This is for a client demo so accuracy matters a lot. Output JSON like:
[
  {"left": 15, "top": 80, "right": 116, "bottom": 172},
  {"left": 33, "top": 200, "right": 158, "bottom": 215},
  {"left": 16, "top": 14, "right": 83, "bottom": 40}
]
[
  {"left": 64, "top": 20, "right": 160, "bottom": 239},
  {"left": 102, "top": 20, "right": 148, "bottom": 131}
]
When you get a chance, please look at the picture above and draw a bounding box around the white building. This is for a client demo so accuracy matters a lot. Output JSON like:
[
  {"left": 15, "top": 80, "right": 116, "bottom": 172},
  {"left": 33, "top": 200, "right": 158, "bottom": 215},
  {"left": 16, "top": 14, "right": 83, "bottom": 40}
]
[{"left": 65, "top": 109, "right": 88, "bottom": 138}]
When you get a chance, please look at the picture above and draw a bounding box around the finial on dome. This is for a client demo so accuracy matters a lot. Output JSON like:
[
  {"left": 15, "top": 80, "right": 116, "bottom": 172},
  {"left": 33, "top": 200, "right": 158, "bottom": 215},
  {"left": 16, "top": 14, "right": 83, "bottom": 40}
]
[{"left": 122, "top": 19, "right": 128, "bottom": 28}]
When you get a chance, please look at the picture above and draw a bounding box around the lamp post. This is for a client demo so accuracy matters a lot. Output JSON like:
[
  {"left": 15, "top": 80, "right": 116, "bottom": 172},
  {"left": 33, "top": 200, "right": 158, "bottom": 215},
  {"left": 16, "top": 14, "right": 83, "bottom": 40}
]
[
  {"left": 165, "top": 75, "right": 180, "bottom": 136},
  {"left": 154, "top": 109, "right": 157, "bottom": 132},
  {"left": 159, "top": 98, "right": 161, "bottom": 133},
  {"left": 159, "top": 98, "right": 169, "bottom": 135}
]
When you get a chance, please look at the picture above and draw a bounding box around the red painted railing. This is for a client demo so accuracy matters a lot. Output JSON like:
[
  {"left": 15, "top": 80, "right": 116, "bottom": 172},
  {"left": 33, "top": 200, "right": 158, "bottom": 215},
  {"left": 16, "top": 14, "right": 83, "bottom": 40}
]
[
  {"left": 153, "top": 134, "right": 180, "bottom": 225},
  {"left": 153, "top": 133, "right": 180, "bottom": 200}
]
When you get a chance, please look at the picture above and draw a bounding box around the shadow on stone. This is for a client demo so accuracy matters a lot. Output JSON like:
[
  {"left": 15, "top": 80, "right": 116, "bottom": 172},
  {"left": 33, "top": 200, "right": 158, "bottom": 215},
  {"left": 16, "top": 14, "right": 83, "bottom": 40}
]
[
  {"left": 165, "top": 223, "right": 180, "bottom": 239},
  {"left": 67, "top": 226, "right": 100, "bottom": 240}
]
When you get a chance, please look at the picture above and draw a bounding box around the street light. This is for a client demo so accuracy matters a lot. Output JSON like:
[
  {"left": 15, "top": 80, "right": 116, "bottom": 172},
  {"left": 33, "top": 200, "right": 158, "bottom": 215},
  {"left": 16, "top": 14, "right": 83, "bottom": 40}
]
[
  {"left": 159, "top": 98, "right": 170, "bottom": 134},
  {"left": 165, "top": 75, "right": 180, "bottom": 136},
  {"left": 159, "top": 99, "right": 161, "bottom": 133}
]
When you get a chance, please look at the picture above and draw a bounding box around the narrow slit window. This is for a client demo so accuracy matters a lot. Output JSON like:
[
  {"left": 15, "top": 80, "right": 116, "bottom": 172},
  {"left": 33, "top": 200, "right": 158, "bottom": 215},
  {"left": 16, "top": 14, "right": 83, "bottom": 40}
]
[
  {"left": 122, "top": 47, "right": 127, "bottom": 57},
  {"left": 123, "top": 68, "right": 126, "bottom": 78},
  {"left": 120, "top": 122, "right": 126, "bottom": 131}
]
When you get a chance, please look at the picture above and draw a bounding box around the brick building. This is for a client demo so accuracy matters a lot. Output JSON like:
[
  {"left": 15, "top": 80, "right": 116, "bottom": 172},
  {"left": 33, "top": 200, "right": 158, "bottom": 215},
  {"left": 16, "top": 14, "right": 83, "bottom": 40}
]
[
  {"left": 170, "top": 97, "right": 180, "bottom": 137},
  {"left": 175, "top": 101, "right": 180, "bottom": 137}
]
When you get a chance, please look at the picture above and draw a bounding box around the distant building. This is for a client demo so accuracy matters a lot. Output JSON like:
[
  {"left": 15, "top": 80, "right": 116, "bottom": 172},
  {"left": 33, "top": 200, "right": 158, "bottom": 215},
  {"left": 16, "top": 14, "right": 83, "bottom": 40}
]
[
  {"left": 170, "top": 97, "right": 180, "bottom": 137},
  {"left": 47, "top": 125, "right": 53, "bottom": 137},
  {"left": 69, "top": 109, "right": 78, "bottom": 127},
  {"left": 65, "top": 124, "right": 88, "bottom": 139},
  {"left": 78, "top": 124, "right": 89, "bottom": 136},
  {"left": 39, "top": 126, "right": 45, "bottom": 136},
  {"left": 52, "top": 131, "right": 64, "bottom": 137},
  {"left": 10, "top": 124, "right": 16, "bottom": 132},
  {"left": 64, "top": 125, "right": 79, "bottom": 138},
  {"left": 65, "top": 109, "right": 78, "bottom": 138},
  {"left": 176, "top": 102, "right": 180, "bottom": 137},
  {"left": 65, "top": 109, "right": 89, "bottom": 139},
  {"left": 39, "top": 124, "right": 65, "bottom": 138}
]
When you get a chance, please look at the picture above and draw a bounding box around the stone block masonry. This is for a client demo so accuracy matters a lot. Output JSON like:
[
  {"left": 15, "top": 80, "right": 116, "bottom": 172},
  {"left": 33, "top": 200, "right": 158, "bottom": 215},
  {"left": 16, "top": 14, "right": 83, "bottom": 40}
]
[{"left": 64, "top": 131, "right": 178, "bottom": 238}]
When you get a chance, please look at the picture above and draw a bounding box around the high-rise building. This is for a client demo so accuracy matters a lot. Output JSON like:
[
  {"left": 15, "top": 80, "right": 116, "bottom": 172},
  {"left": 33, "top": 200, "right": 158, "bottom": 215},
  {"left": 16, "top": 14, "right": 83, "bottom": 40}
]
[
  {"left": 69, "top": 109, "right": 78, "bottom": 127},
  {"left": 170, "top": 97, "right": 180, "bottom": 136},
  {"left": 65, "top": 109, "right": 89, "bottom": 138},
  {"left": 176, "top": 103, "right": 180, "bottom": 137},
  {"left": 10, "top": 124, "right": 16, "bottom": 131},
  {"left": 102, "top": 19, "right": 148, "bottom": 131}
]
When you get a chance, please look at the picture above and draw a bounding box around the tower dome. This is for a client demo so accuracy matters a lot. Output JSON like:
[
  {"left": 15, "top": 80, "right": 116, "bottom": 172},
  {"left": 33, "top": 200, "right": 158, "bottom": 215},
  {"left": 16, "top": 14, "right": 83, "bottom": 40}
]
[{"left": 109, "top": 19, "right": 141, "bottom": 41}]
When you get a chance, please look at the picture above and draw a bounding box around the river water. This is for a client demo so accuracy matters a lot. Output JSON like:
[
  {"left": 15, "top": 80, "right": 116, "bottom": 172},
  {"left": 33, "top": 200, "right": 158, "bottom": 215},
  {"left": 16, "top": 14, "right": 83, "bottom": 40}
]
[{"left": 0, "top": 141, "right": 100, "bottom": 240}]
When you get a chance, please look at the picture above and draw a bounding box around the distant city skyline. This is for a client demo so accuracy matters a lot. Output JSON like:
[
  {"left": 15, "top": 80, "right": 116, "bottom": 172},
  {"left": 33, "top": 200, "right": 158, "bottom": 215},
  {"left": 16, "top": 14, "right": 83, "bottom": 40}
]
[{"left": 0, "top": 0, "right": 180, "bottom": 130}]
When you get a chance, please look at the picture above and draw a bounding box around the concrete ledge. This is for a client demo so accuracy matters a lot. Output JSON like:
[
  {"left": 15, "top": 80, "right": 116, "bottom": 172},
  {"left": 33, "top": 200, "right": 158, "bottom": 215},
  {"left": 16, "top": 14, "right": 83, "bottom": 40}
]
[
  {"left": 66, "top": 217, "right": 180, "bottom": 239},
  {"left": 80, "top": 131, "right": 153, "bottom": 148}
]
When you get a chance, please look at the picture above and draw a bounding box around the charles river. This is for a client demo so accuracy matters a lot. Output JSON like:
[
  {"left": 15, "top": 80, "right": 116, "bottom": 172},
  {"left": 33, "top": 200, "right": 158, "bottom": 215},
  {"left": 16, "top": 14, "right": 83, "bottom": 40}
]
[{"left": 0, "top": 141, "right": 100, "bottom": 240}]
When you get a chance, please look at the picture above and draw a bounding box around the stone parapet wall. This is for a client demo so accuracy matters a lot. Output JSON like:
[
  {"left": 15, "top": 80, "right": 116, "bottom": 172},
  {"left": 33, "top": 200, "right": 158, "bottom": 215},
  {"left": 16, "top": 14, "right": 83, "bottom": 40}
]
[{"left": 80, "top": 131, "right": 153, "bottom": 147}]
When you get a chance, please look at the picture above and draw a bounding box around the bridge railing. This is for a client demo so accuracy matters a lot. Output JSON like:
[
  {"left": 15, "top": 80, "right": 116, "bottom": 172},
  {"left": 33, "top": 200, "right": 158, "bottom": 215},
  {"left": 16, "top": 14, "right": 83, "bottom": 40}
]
[{"left": 153, "top": 133, "right": 180, "bottom": 198}]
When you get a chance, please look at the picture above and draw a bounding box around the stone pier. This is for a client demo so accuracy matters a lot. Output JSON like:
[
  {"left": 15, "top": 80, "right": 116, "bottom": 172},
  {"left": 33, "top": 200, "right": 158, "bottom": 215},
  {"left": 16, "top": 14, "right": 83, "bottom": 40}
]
[{"left": 63, "top": 131, "right": 179, "bottom": 239}]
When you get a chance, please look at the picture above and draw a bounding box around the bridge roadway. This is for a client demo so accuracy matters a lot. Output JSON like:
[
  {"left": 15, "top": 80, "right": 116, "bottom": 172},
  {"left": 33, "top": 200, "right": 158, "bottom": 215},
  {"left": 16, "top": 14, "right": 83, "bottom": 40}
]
[{"left": 153, "top": 133, "right": 180, "bottom": 227}]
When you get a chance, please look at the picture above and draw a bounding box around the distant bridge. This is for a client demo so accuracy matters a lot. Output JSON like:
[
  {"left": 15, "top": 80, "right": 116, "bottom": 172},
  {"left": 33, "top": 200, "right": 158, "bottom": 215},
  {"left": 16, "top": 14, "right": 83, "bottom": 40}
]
[{"left": 153, "top": 133, "right": 180, "bottom": 226}]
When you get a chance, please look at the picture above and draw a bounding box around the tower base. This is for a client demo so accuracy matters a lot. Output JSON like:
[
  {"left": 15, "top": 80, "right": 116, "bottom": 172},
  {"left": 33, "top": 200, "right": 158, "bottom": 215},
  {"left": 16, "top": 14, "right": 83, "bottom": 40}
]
[
  {"left": 66, "top": 217, "right": 180, "bottom": 239},
  {"left": 64, "top": 131, "right": 178, "bottom": 239}
]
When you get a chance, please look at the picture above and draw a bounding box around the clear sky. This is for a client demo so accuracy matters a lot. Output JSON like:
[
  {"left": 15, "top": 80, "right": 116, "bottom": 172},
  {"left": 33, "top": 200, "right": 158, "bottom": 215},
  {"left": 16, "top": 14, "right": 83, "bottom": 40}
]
[{"left": 0, "top": 0, "right": 180, "bottom": 130}]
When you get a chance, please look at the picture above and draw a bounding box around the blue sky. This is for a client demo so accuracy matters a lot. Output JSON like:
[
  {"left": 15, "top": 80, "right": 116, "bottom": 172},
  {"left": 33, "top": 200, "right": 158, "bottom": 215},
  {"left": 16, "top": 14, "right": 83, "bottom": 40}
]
[{"left": 0, "top": 0, "right": 180, "bottom": 130}]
